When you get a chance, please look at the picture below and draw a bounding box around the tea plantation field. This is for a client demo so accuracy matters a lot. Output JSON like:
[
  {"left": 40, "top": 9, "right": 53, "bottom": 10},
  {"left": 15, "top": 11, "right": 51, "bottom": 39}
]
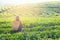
[{"left": 0, "top": 17, "right": 60, "bottom": 40}]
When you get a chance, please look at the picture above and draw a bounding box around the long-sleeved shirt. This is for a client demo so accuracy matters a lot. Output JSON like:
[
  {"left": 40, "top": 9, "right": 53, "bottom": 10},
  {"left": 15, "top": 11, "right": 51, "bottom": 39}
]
[{"left": 12, "top": 20, "right": 20, "bottom": 31}]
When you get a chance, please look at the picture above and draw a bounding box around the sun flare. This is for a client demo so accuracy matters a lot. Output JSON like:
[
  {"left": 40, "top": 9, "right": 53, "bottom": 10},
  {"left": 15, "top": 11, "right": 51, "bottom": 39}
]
[{"left": 0, "top": 0, "right": 59, "bottom": 6}]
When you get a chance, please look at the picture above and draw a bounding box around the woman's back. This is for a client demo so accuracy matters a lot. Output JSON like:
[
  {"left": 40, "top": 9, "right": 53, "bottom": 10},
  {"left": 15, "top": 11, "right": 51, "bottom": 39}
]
[
  {"left": 12, "top": 16, "right": 22, "bottom": 32},
  {"left": 12, "top": 20, "right": 20, "bottom": 31}
]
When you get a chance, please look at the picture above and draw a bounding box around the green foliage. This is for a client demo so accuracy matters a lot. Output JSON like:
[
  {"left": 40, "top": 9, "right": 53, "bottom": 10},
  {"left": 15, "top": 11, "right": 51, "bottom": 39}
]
[{"left": 0, "top": 15, "right": 60, "bottom": 40}]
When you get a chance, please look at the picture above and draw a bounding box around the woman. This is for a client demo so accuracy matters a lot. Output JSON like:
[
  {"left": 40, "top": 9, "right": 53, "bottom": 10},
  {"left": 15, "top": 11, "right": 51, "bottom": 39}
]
[{"left": 12, "top": 16, "right": 23, "bottom": 32}]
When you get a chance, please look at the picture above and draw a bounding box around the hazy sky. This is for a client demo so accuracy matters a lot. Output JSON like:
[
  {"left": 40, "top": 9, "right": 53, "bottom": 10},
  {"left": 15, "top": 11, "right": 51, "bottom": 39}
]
[{"left": 0, "top": 0, "right": 60, "bottom": 6}]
